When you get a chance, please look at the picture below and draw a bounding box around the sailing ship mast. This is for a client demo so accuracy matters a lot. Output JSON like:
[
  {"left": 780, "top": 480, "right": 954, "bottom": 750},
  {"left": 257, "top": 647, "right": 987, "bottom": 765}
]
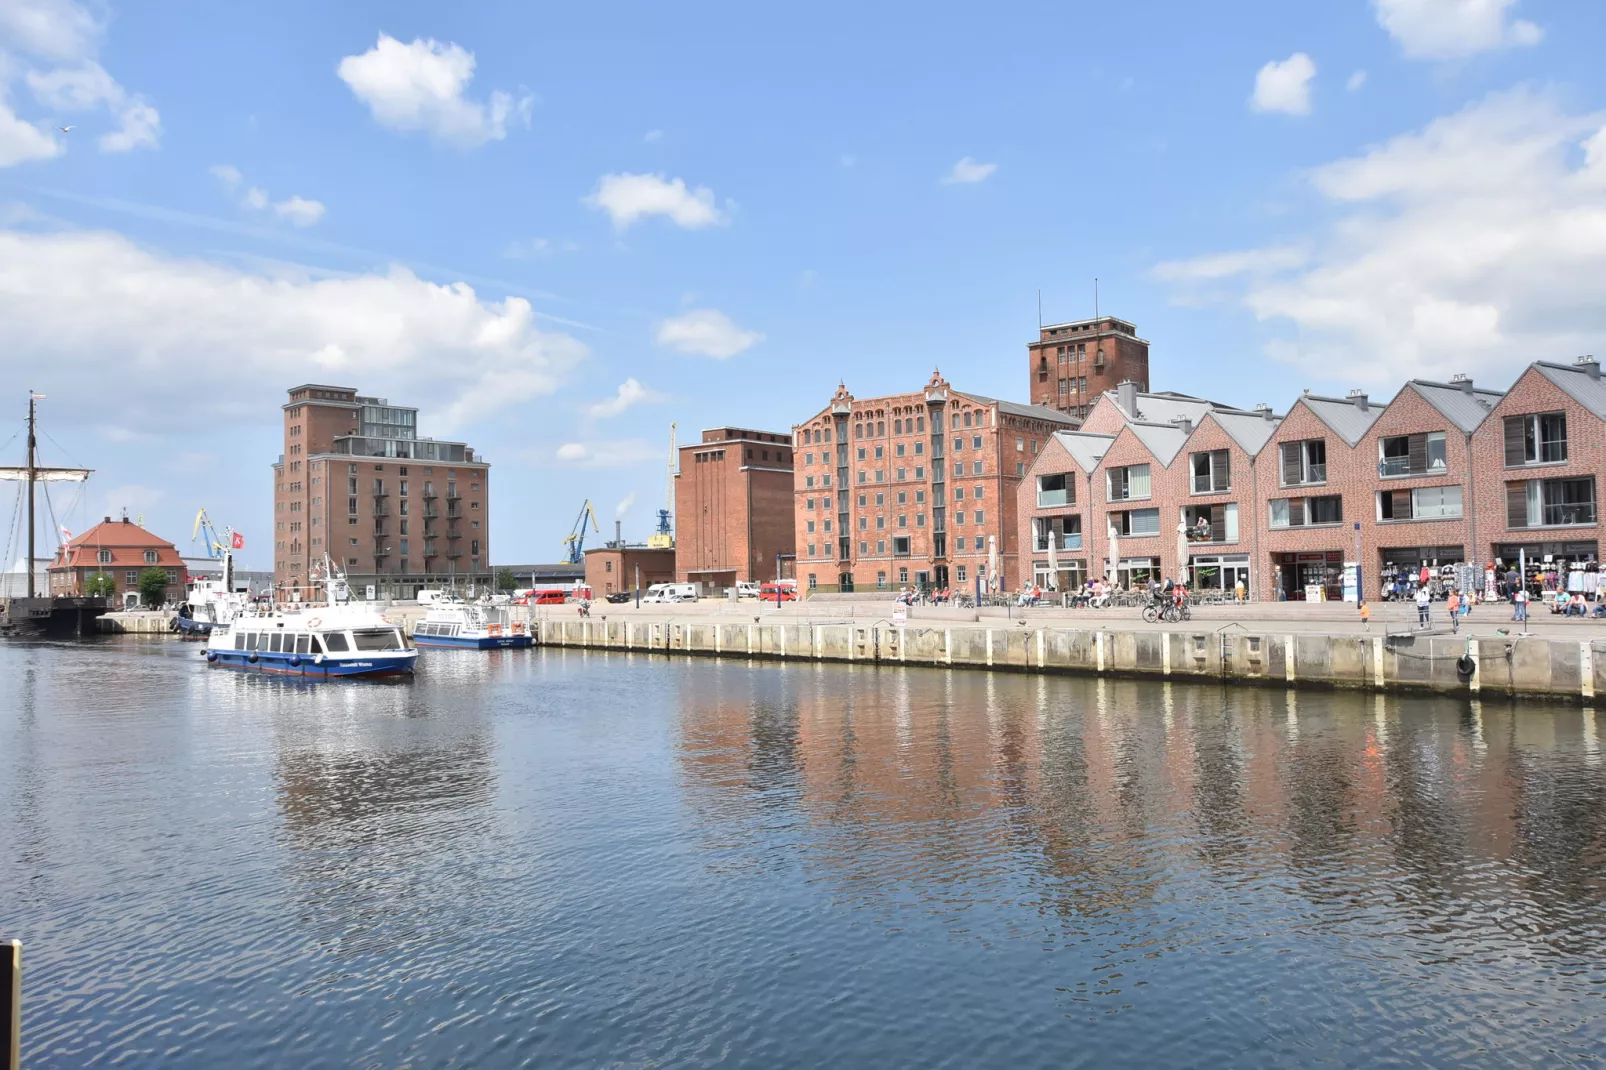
[{"left": 0, "top": 393, "right": 92, "bottom": 598}]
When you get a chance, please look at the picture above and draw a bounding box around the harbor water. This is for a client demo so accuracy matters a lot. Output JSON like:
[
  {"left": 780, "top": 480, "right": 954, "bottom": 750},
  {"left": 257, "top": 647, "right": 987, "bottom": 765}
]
[{"left": 3, "top": 637, "right": 1605, "bottom": 1067}]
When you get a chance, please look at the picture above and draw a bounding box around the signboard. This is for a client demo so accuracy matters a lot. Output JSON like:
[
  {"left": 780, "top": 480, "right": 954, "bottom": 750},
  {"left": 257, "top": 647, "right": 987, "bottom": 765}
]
[
  {"left": 365, "top": 585, "right": 376, "bottom": 601},
  {"left": 1304, "top": 584, "right": 1326, "bottom": 603},
  {"left": 892, "top": 604, "right": 907, "bottom": 627},
  {"left": 1341, "top": 562, "right": 1359, "bottom": 603}
]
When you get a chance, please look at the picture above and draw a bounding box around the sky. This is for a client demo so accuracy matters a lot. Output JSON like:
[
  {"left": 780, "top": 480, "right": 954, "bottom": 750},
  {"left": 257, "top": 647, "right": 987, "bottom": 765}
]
[{"left": 2, "top": 0, "right": 1605, "bottom": 568}]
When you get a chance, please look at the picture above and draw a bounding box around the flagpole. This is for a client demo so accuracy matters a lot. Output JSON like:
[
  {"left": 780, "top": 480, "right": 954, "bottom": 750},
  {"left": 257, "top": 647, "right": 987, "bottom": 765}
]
[{"left": 26, "top": 393, "right": 36, "bottom": 599}]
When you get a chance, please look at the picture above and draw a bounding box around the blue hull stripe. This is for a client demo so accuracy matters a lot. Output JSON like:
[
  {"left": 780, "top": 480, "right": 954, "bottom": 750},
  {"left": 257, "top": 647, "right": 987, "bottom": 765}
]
[
  {"left": 412, "top": 634, "right": 533, "bottom": 649},
  {"left": 208, "top": 650, "right": 417, "bottom": 678}
]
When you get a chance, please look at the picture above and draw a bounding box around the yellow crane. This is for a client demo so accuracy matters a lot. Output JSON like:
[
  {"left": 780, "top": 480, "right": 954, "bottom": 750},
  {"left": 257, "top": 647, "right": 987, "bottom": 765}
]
[{"left": 562, "top": 500, "right": 601, "bottom": 564}]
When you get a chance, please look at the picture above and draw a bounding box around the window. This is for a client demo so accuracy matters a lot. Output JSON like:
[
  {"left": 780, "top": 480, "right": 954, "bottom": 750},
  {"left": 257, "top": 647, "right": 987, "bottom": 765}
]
[
  {"left": 808, "top": 543, "right": 817, "bottom": 557},
  {"left": 823, "top": 520, "right": 832, "bottom": 532},
  {"left": 875, "top": 493, "right": 885, "bottom": 506},
  {"left": 897, "top": 491, "right": 907, "bottom": 504},
  {"left": 974, "top": 461, "right": 985, "bottom": 475},
  {"left": 914, "top": 441, "right": 924, "bottom": 455},
  {"left": 1504, "top": 413, "right": 1568, "bottom": 466},
  {"left": 874, "top": 446, "right": 884, "bottom": 459},
  {"left": 1034, "top": 515, "right": 1083, "bottom": 550},
  {"left": 893, "top": 536, "right": 911, "bottom": 556},
  {"left": 1109, "top": 508, "right": 1161, "bottom": 537},
  {"left": 859, "top": 516, "right": 868, "bottom": 531},
  {"left": 1269, "top": 495, "right": 1344, "bottom": 527},
  {"left": 877, "top": 540, "right": 886, "bottom": 554},
  {"left": 1182, "top": 503, "right": 1239, "bottom": 542},
  {"left": 857, "top": 447, "right": 867, "bottom": 461},
  {"left": 975, "top": 510, "right": 984, "bottom": 524},
  {"left": 953, "top": 462, "right": 963, "bottom": 478},
  {"left": 806, "top": 520, "right": 815, "bottom": 533},
  {"left": 165, "top": 569, "right": 177, "bottom": 583},
  {"left": 876, "top": 515, "right": 886, "bottom": 530},
  {"left": 1279, "top": 440, "right": 1327, "bottom": 486},
  {"left": 1378, "top": 432, "right": 1448, "bottom": 477},
  {"left": 916, "top": 513, "right": 925, "bottom": 527},
  {"left": 1507, "top": 477, "right": 1595, "bottom": 527},
  {"left": 973, "top": 486, "right": 983, "bottom": 499},
  {"left": 896, "top": 468, "right": 906, "bottom": 481},
  {"left": 97, "top": 549, "right": 111, "bottom": 564},
  {"left": 1016, "top": 437, "right": 1025, "bottom": 451},
  {"left": 1191, "top": 450, "right": 1231, "bottom": 493},
  {"left": 125, "top": 570, "right": 137, "bottom": 586},
  {"left": 955, "top": 510, "right": 966, "bottom": 525},
  {"left": 1379, "top": 485, "right": 1463, "bottom": 521},
  {"left": 953, "top": 437, "right": 964, "bottom": 452},
  {"left": 143, "top": 550, "right": 158, "bottom": 564},
  {"left": 808, "top": 573, "right": 818, "bottom": 589},
  {"left": 956, "top": 565, "right": 968, "bottom": 582},
  {"left": 973, "top": 436, "right": 982, "bottom": 450},
  {"left": 956, "top": 536, "right": 966, "bottom": 551},
  {"left": 806, "top": 497, "right": 815, "bottom": 510},
  {"left": 915, "top": 466, "right": 925, "bottom": 479},
  {"left": 1107, "top": 464, "right": 1151, "bottom": 501},
  {"left": 1037, "top": 473, "right": 1073, "bottom": 508},
  {"left": 954, "top": 487, "right": 965, "bottom": 500}
]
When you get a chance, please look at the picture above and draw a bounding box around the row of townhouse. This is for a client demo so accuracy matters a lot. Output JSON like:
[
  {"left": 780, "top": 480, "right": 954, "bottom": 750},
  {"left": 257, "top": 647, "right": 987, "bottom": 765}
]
[{"left": 1015, "top": 357, "right": 1606, "bottom": 601}]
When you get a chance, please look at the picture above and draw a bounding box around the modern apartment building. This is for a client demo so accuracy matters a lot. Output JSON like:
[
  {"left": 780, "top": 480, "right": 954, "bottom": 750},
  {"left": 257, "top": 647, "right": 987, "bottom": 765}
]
[
  {"left": 792, "top": 372, "right": 1078, "bottom": 593},
  {"left": 1016, "top": 359, "right": 1606, "bottom": 602},
  {"left": 272, "top": 384, "right": 490, "bottom": 599},
  {"left": 1027, "top": 316, "right": 1151, "bottom": 418},
  {"left": 674, "top": 427, "right": 796, "bottom": 589}
]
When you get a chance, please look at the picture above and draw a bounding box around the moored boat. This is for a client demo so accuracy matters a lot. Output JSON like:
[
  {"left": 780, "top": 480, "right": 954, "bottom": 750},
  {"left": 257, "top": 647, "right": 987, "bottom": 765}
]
[{"left": 412, "top": 598, "right": 531, "bottom": 649}]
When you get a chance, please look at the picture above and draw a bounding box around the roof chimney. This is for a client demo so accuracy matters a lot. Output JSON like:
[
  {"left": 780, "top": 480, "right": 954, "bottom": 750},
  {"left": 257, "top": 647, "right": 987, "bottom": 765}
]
[
  {"left": 1171, "top": 416, "right": 1194, "bottom": 435},
  {"left": 1576, "top": 355, "right": 1600, "bottom": 380},
  {"left": 122, "top": 516, "right": 131, "bottom": 523},
  {"left": 1449, "top": 372, "right": 1474, "bottom": 395},
  {"left": 1253, "top": 402, "right": 1275, "bottom": 421},
  {"left": 104, "top": 516, "right": 112, "bottom": 524},
  {"left": 1346, "top": 389, "right": 1369, "bottom": 412},
  {"left": 1117, "top": 379, "right": 1139, "bottom": 419}
]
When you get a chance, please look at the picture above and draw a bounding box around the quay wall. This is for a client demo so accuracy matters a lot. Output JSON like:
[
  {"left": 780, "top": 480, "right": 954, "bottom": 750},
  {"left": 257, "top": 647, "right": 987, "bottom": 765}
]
[
  {"left": 530, "top": 617, "right": 1606, "bottom": 704},
  {"left": 97, "top": 611, "right": 176, "bottom": 634}
]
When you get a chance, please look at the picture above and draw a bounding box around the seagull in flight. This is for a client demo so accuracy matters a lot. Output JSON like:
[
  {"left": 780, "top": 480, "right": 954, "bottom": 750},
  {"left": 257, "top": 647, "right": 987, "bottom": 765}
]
[{"left": 58, "top": 125, "right": 74, "bottom": 133}]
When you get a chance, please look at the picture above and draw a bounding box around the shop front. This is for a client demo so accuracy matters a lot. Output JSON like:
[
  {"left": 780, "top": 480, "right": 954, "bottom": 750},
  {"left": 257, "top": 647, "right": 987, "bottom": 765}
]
[
  {"left": 1189, "top": 553, "right": 1250, "bottom": 599},
  {"left": 1378, "top": 545, "right": 1464, "bottom": 599},
  {"left": 1271, "top": 551, "right": 1343, "bottom": 601},
  {"left": 1032, "top": 558, "right": 1088, "bottom": 592},
  {"left": 1495, "top": 540, "right": 1599, "bottom": 596},
  {"left": 1107, "top": 556, "right": 1161, "bottom": 589}
]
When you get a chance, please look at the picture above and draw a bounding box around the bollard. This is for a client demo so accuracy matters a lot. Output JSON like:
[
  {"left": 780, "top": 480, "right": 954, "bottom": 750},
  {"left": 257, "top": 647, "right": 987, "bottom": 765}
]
[{"left": 3, "top": 939, "right": 18, "bottom": 1070}]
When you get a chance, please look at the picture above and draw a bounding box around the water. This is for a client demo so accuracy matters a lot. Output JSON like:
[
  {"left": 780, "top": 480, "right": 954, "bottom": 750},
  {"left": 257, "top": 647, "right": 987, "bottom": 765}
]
[{"left": 3, "top": 638, "right": 1606, "bottom": 1068}]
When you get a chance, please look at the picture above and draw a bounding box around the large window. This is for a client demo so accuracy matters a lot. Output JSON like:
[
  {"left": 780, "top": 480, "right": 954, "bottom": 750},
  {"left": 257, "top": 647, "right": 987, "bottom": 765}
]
[
  {"left": 1506, "top": 477, "right": 1596, "bottom": 527},
  {"left": 1107, "top": 464, "right": 1151, "bottom": 501},
  {"left": 1033, "top": 515, "right": 1083, "bottom": 551},
  {"left": 1378, "top": 432, "right": 1448, "bottom": 477},
  {"left": 1279, "top": 439, "right": 1327, "bottom": 486},
  {"left": 1191, "top": 450, "right": 1230, "bottom": 493},
  {"left": 1037, "top": 472, "right": 1073, "bottom": 508},
  {"left": 892, "top": 536, "right": 911, "bottom": 556},
  {"left": 1504, "top": 413, "right": 1568, "bottom": 466},
  {"left": 1378, "top": 485, "right": 1463, "bottom": 521},
  {"left": 1269, "top": 495, "right": 1343, "bottom": 528},
  {"left": 1183, "top": 503, "right": 1239, "bottom": 542},
  {"left": 1109, "top": 508, "right": 1161, "bottom": 536}
]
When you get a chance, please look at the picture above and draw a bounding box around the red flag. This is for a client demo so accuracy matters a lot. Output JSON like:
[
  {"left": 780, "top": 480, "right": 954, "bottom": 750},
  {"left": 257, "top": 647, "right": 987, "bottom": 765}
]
[{"left": 231, "top": 532, "right": 245, "bottom": 550}]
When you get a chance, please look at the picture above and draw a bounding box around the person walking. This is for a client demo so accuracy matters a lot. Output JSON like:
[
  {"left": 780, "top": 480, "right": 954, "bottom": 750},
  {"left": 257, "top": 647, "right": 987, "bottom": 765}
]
[
  {"left": 1446, "top": 589, "right": 1461, "bottom": 633},
  {"left": 1415, "top": 585, "right": 1432, "bottom": 629}
]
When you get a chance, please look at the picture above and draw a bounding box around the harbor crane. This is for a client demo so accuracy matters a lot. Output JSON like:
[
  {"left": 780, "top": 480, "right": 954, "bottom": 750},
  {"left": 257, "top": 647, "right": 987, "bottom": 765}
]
[
  {"left": 646, "top": 422, "right": 676, "bottom": 549},
  {"left": 563, "top": 500, "right": 601, "bottom": 565},
  {"left": 191, "top": 508, "right": 242, "bottom": 558}
]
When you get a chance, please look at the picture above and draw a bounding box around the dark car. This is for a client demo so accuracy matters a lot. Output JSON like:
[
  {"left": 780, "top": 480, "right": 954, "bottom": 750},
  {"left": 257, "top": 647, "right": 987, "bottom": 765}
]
[{"left": 606, "top": 591, "right": 633, "bottom": 603}]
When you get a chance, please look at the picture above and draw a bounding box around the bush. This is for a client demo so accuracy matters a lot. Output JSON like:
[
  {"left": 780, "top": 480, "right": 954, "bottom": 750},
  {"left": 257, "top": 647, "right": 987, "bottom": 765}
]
[
  {"left": 495, "top": 567, "right": 517, "bottom": 592},
  {"left": 137, "top": 567, "right": 170, "bottom": 608},
  {"left": 84, "top": 571, "right": 116, "bottom": 598}
]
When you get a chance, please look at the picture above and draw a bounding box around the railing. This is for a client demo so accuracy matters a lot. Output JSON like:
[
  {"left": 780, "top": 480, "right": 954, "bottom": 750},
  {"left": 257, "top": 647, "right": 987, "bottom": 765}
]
[
  {"left": 1033, "top": 536, "right": 1083, "bottom": 552},
  {"left": 1184, "top": 529, "right": 1232, "bottom": 544},
  {"left": 1542, "top": 502, "right": 1596, "bottom": 526},
  {"left": 1036, "top": 488, "right": 1070, "bottom": 508}
]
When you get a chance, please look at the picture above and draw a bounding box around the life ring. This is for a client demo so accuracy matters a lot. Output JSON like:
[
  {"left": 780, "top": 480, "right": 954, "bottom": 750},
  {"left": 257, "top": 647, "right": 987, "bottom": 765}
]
[
  {"left": 488, "top": 623, "right": 502, "bottom": 636},
  {"left": 308, "top": 617, "right": 322, "bottom": 629},
  {"left": 512, "top": 623, "right": 525, "bottom": 635},
  {"left": 1457, "top": 654, "right": 1476, "bottom": 676}
]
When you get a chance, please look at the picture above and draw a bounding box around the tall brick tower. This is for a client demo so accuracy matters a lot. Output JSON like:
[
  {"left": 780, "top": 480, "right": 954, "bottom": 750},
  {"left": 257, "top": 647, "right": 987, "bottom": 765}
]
[{"left": 1028, "top": 317, "right": 1150, "bottom": 420}]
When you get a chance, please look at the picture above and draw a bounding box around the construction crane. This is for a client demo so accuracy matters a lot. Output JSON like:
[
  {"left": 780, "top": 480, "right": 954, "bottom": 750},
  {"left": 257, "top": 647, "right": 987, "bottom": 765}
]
[
  {"left": 562, "top": 500, "right": 601, "bottom": 564},
  {"left": 647, "top": 422, "right": 676, "bottom": 549},
  {"left": 191, "top": 508, "right": 240, "bottom": 558}
]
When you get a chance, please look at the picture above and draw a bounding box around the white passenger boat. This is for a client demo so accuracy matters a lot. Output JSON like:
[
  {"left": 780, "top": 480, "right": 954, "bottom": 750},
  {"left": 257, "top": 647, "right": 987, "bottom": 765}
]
[
  {"left": 203, "top": 557, "right": 416, "bottom": 678},
  {"left": 411, "top": 598, "right": 531, "bottom": 649},
  {"left": 174, "top": 548, "right": 249, "bottom": 638}
]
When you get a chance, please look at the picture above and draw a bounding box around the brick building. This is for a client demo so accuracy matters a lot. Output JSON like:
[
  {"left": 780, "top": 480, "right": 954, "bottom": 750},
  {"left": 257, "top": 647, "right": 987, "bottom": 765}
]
[
  {"left": 1028, "top": 316, "right": 1150, "bottom": 418},
  {"left": 272, "top": 385, "right": 490, "bottom": 600},
  {"left": 585, "top": 545, "right": 676, "bottom": 597},
  {"left": 49, "top": 516, "right": 185, "bottom": 605},
  {"left": 793, "top": 371, "right": 1078, "bottom": 594},
  {"left": 1017, "top": 360, "right": 1606, "bottom": 602},
  {"left": 675, "top": 427, "right": 795, "bottom": 590}
]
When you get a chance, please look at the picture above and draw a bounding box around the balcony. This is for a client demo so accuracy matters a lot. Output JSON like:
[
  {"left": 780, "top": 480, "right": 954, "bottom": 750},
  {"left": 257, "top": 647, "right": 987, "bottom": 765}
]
[
  {"left": 1542, "top": 502, "right": 1596, "bottom": 526},
  {"left": 1037, "top": 488, "right": 1070, "bottom": 508},
  {"left": 446, "top": 530, "right": 463, "bottom": 540},
  {"left": 422, "top": 488, "right": 438, "bottom": 500},
  {"left": 446, "top": 488, "right": 461, "bottom": 501},
  {"left": 374, "top": 545, "right": 390, "bottom": 558},
  {"left": 372, "top": 488, "right": 389, "bottom": 498},
  {"left": 1034, "top": 535, "right": 1084, "bottom": 552},
  {"left": 1379, "top": 457, "right": 1448, "bottom": 479}
]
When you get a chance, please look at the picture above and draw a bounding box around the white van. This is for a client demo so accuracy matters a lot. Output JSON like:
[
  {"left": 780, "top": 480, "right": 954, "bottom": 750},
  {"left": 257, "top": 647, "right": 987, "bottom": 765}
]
[
  {"left": 642, "top": 583, "right": 672, "bottom": 604},
  {"left": 665, "top": 583, "right": 699, "bottom": 602},
  {"left": 735, "top": 581, "right": 761, "bottom": 599}
]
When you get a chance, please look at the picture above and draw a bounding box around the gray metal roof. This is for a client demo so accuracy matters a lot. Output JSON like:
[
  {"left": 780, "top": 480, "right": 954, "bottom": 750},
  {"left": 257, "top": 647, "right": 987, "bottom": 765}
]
[
  {"left": 1408, "top": 380, "right": 1505, "bottom": 432},
  {"left": 1534, "top": 362, "right": 1606, "bottom": 420},
  {"left": 1051, "top": 431, "right": 1116, "bottom": 472},
  {"left": 1209, "top": 409, "right": 1283, "bottom": 456},
  {"left": 1299, "top": 394, "right": 1384, "bottom": 446},
  {"left": 1102, "top": 389, "right": 1218, "bottom": 426},
  {"left": 958, "top": 391, "right": 1081, "bottom": 425},
  {"left": 1125, "top": 421, "right": 1190, "bottom": 466}
]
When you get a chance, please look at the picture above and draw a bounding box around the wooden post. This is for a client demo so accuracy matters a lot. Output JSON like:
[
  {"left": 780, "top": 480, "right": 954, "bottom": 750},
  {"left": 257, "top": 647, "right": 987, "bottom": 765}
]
[{"left": 3, "top": 939, "right": 19, "bottom": 1070}]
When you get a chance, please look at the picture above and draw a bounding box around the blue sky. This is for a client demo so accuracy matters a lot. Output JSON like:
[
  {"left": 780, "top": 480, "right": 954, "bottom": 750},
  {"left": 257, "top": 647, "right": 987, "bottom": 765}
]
[{"left": 2, "top": 0, "right": 1604, "bottom": 567}]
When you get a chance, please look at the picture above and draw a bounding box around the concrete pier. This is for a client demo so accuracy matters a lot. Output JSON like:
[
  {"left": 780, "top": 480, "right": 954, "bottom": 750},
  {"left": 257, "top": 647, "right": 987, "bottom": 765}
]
[
  {"left": 528, "top": 614, "right": 1606, "bottom": 704},
  {"left": 97, "top": 610, "right": 177, "bottom": 634}
]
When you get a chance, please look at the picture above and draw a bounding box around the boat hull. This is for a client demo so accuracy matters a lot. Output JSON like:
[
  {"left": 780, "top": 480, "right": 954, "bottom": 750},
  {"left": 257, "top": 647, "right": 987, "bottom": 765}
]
[
  {"left": 411, "top": 633, "right": 532, "bottom": 650},
  {"left": 205, "top": 648, "right": 417, "bottom": 678},
  {"left": 173, "top": 616, "right": 215, "bottom": 637}
]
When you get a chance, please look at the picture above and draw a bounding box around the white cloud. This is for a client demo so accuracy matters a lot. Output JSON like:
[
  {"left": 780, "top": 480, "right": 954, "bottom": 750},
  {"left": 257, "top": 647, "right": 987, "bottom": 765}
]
[
  {"left": 643, "top": 129, "right": 662, "bottom": 143},
  {"left": 336, "top": 34, "right": 532, "bottom": 148},
  {"left": 0, "top": 96, "right": 60, "bottom": 166},
  {"left": 586, "top": 376, "right": 662, "bottom": 418},
  {"left": 941, "top": 156, "right": 996, "bottom": 184},
  {"left": 211, "top": 164, "right": 325, "bottom": 227},
  {"left": 614, "top": 490, "right": 636, "bottom": 518},
  {"left": 654, "top": 309, "right": 763, "bottom": 359},
  {"left": 503, "top": 237, "right": 549, "bottom": 259},
  {"left": 1152, "top": 88, "right": 1606, "bottom": 386},
  {"left": 273, "top": 195, "right": 325, "bottom": 227},
  {"left": 1152, "top": 246, "right": 1308, "bottom": 282},
  {"left": 100, "top": 483, "right": 165, "bottom": 522},
  {"left": 2, "top": 2, "right": 159, "bottom": 159},
  {"left": 0, "top": 225, "right": 588, "bottom": 432},
  {"left": 1250, "top": 53, "right": 1316, "bottom": 116},
  {"left": 1372, "top": 0, "right": 1541, "bottom": 61},
  {"left": 1347, "top": 70, "right": 1367, "bottom": 91},
  {"left": 584, "top": 172, "right": 727, "bottom": 230},
  {"left": 548, "top": 439, "right": 660, "bottom": 468}
]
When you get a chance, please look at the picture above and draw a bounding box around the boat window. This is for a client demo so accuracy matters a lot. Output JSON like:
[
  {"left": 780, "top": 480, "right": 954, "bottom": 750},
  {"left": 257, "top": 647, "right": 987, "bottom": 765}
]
[
  {"left": 351, "top": 629, "right": 396, "bottom": 651},
  {"left": 268, "top": 633, "right": 283, "bottom": 653},
  {"left": 321, "top": 631, "right": 350, "bottom": 652},
  {"left": 295, "top": 635, "right": 311, "bottom": 655},
  {"left": 245, "top": 633, "right": 259, "bottom": 651},
  {"left": 234, "top": 633, "right": 246, "bottom": 651}
]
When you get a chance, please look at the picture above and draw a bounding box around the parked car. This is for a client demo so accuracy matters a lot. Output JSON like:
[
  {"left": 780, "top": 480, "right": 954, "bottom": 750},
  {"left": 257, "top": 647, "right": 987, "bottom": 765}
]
[
  {"left": 606, "top": 591, "right": 632, "bottom": 604},
  {"left": 759, "top": 582, "right": 798, "bottom": 602}
]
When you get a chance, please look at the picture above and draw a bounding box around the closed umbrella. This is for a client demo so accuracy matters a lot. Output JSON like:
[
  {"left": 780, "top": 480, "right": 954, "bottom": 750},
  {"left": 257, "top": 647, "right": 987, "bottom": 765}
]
[
  {"left": 1107, "top": 528, "right": 1120, "bottom": 586},
  {"left": 988, "top": 535, "right": 1000, "bottom": 594},
  {"left": 1176, "top": 522, "right": 1191, "bottom": 587},
  {"left": 1046, "top": 523, "right": 1060, "bottom": 589}
]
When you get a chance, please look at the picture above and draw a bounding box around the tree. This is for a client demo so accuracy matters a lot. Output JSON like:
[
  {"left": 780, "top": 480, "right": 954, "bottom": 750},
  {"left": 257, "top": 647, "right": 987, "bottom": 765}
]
[
  {"left": 495, "top": 567, "right": 517, "bottom": 592},
  {"left": 137, "top": 567, "right": 169, "bottom": 608},
  {"left": 84, "top": 571, "right": 116, "bottom": 598}
]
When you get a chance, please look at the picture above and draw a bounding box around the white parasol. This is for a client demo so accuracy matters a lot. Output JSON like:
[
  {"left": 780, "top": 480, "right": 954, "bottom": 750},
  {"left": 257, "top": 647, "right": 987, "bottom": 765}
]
[
  {"left": 1046, "top": 523, "right": 1060, "bottom": 588},
  {"left": 1107, "top": 527, "right": 1120, "bottom": 586},
  {"left": 1176, "top": 522, "right": 1191, "bottom": 587},
  {"left": 988, "top": 535, "right": 1000, "bottom": 594}
]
